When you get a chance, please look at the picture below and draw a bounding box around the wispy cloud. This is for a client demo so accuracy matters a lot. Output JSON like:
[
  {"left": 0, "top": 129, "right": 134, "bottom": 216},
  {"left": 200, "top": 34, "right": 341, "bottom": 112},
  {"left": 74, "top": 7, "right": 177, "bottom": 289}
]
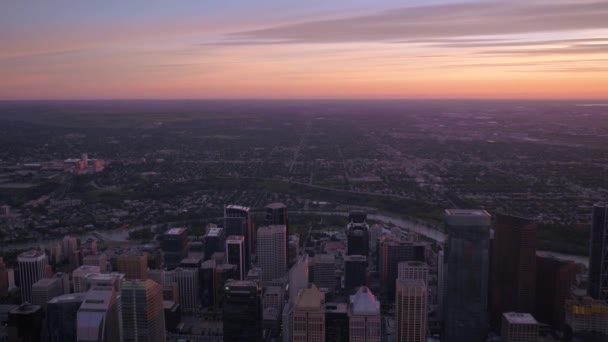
[{"left": 220, "top": 1, "right": 608, "bottom": 45}]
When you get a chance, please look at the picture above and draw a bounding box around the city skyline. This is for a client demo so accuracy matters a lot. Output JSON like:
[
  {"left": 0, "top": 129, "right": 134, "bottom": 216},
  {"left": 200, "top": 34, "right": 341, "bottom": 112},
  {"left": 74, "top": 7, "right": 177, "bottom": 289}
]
[{"left": 2, "top": 0, "right": 608, "bottom": 100}]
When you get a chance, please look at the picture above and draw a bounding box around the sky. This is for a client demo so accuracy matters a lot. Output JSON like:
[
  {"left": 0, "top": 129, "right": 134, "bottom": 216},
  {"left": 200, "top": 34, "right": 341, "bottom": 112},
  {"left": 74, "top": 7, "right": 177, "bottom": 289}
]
[{"left": 1, "top": 0, "right": 608, "bottom": 100}]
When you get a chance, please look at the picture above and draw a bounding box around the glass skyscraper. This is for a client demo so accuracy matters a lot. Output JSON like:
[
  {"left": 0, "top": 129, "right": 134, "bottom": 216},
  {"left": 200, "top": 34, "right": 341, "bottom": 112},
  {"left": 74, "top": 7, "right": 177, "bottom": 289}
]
[{"left": 443, "top": 209, "right": 491, "bottom": 342}]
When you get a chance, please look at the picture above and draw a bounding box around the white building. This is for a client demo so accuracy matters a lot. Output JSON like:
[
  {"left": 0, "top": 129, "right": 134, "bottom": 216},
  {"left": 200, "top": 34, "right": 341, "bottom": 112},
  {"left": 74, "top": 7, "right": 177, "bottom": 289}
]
[{"left": 349, "top": 287, "right": 381, "bottom": 342}]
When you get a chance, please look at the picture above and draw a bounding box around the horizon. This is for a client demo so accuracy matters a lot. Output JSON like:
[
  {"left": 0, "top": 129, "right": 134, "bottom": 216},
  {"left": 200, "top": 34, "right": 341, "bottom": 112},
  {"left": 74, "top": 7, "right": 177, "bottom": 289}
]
[{"left": 2, "top": 0, "right": 608, "bottom": 100}]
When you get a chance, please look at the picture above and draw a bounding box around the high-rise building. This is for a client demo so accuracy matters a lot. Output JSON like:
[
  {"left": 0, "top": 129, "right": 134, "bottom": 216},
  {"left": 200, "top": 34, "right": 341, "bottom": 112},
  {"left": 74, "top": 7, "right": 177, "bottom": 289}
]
[
  {"left": 310, "top": 254, "right": 336, "bottom": 291},
  {"left": 395, "top": 278, "right": 427, "bottom": 342},
  {"left": 7, "top": 304, "right": 43, "bottom": 342},
  {"left": 443, "top": 209, "right": 491, "bottom": 342},
  {"left": 266, "top": 202, "right": 289, "bottom": 255},
  {"left": 500, "top": 312, "right": 538, "bottom": 342},
  {"left": 72, "top": 265, "right": 101, "bottom": 293},
  {"left": 116, "top": 253, "right": 148, "bottom": 280},
  {"left": 0, "top": 257, "right": 8, "bottom": 297},
  {"left": 369, "top": 224, "right": 383, "bottom": 254},
  {"left": 204, "top": 227, "right": 225, "bottom": 261},
  {"left": 31, "top": 278, "right": 63, "bottom": 310},
  {"left": 589, "top": 204, "right": 608, "bottom": 300},
  {"left": 161, "top": 227, "right": 189, "bottom": 270},
  {"left": 83, "top": 254, "right": 109, "bottom": 273},
  {"left": 491, "top": 214, "right": 538, "bottom": 329},
  {"left": 46, "top": 293, "right": 85, "bottom": 342},
  {"left": 397, "top": 261, "right": 429, "bottom": 284},
  {"left": 121, "top": 279, "right": 166, "bottom": 342},
  {"left": 257, "top": 225, "right": 287, "bottom": 281},
  {"left": 347, "top": 212, "right": 370, "bottom": 257},
  {"left": 348, "top": 287, "right": 381, "bottom": 342},
  {"left": 223, "top": 280, "right": 262, "bottom": 342},
  {"left": 289, "top": 255, "right": 309, "bottom": 303},
  {"left": 224, "top": 205, "right": 253, "bottom": 269},
  {"left": 288, "top": 234, "right": 300, "bottom": 267},
  {"left": 77, "top": 286, "right": 122, "bottom": 342},
  {"left": 226, "top": 235, "right": 246, "bottom": 280},
  {"left": 344, "top": 255, "right": 367, "bottom": 292},
  {"left": 535, "top": 255, "right": 580, "bottom": 328},
  {"left": 293, "top": 284, "right": 325, "bottom": 342},
  {"left": 565, "top": 296, "right": 608, "bottom": 335},
  {"left": 87, "top": 272, "right": 125, "bottom": 293},
  {"left": 325, "top": 302, "right": 349, "bottom": 342},
  {"left": 174, "top": 267, "right": 199, "bottom": 312},
  {"left": 263, "top": 286, "right": 284, "bottom": 311},
  {"left": 62, "top": 236, "right": 78, "bottom": 262},
  {"left": 378, "top": 235, "right": 426, "bottom": 300},
  {"left": 17, "top": 250, "right": 48, "bottom": 304}
]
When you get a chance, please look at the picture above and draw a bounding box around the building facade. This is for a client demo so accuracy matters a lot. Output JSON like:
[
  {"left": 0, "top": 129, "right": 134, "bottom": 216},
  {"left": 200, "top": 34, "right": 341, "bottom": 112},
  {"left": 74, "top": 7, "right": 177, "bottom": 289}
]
[
  {"left": 257, "top": 225, "right": 287, "bottom": 281},
  {"left": 395, "top": 278, "right": 427, "bottom": 342},
  {"left": 589, "top": 204, "right": 608, "bottom": 300},
  {"left": 348, "top": 287, "right": 381, "bottom": 342},
  {"left": 500, "top": 312, "right": 538, "bottom": 342},
  {"left": 443, "top": 209, "right": 491, "bottom": 342},
  {"left": 293, "top": 284, "right": 325, "bottom": 342},
  {"left": 121, "top": 279, "right": 166, "bottom": 342},
  {"left": 17, "top": 250, "right": 48, "bottom": 304},
  {"left": 222, "top": 280, "right": 262, "bottom": 342}
]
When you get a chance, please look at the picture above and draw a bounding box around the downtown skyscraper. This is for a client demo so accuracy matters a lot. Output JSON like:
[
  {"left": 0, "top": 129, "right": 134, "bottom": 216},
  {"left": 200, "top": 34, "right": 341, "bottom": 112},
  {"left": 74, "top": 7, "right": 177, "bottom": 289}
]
[
  {"left": 490, "top": 214, "right": 537, "bottom": 328},
  {"left": 443, "top": 209, "right": 491, "bottom": 342},
  {"left": 121, "top": 279, "right": 166, "bottom": 342},
  {"left": 589, "top": 204, "right": 608, "bottom": 300},
  {"left": 17, "top": 250, "right": 48, "bottom": 304},
  {"left": 257, "top": 225, "right": 287, "bottom": 281}
]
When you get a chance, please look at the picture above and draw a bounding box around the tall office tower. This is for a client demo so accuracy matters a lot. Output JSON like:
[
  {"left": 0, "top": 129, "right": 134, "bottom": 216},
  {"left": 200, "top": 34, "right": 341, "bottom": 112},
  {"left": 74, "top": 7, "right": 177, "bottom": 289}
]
[
  {"left": 347, "top": 212, "right": 370, "bottom": 257},
  {"left": 565, "top": 296, "right": 608, "bottom": 335},
  {"left": 288, "top": 234, "right": 300, "bottom": 267},
  {"left": 226, "top": 235, "right": 246, "bottom": 280},
  {"left": 378, "top": 235, "right": 426, "bottom": 300},
  {"left": 289, "top": 256, "right": 309, "bottom": 303},
  {"left": 200, "top": 260, "right": 216, "bottom": 308},
  {"left": 121, "top": 279, "right": 166, "bottom": 342},
  {"left": 263, "top": 286, "right": 284, "bottom": 311},
  {"left": 214, "top": 264, "right": 238, "bottom": 308},
  {"left": 50, "top": 244, "right": 63, "bottom": 265},
  {"left": 87, "top": 272, "right": 125, "bottom": 293},
  {"left": 163, "top": 301, "right": 181, "bottom": 333},
  {"left": 17, "top": 250, "right": 48, "bottom": 304},
  {"left": 344, "top": 255, "right": 367, "bottom": 292},
  {"left": 0, "top": 257, "right": 8, "bottom": 297},
  {"left": 204, "top": 227, "right": 225, "bottom": 260},
  {"left": 46, "top": 293, "right": 85, "bottom": 342},
  {"left": 325, "top": 302, "right": 349, "bottom": 342},
  {"left": 72, "top": 265, "right": 101, "bottom": 293},
  {"left": 395, "top": 279, "right": 427, "bottom": 342},
  {"left": 116, "top": 253, "right": 148, "bottom": 280},
  {"left": 31, "top": 278, "right": 62, "bottom": 310},
  {"left": 310, "top": 254, "right": 336, "bottom": 291},
  {"left": 222, "top": 280, "right": 262, "bottom": 342},
  {"left": 83, "top": 254, "right": 109, "bottom": 273},
  {"left": 69, "top": 249, "right": 82, "bottom": 271},
  {"left": 348, "top": 287, "right": 381, "bottom": 342},
  {"left": 257, "top": 225, "right": 287, "bottom": 281},
  {"left": 7, "top": 304, "right": 43, "bottom": 342},
  {"left": 397, "top": 261, "right": 429, "bottom": 284},
  {"left": 174, "top": 267, "right": 199, "bottom": 312},
  {"left": 369, "top": 224, "right": 383, "bottom": 254},
  {"left": 293, "top": 284, "right": 325, "bottom": 342},
  {"left": 62, "top": 236, "right": 78, "bottom": 262},
  {"left": 589, "top": 204, "right": 608, "bottom": 300},
  {"left": 161, "top": 227, "right": 189, "bottom": 270},
  {"left": 77, "top": 286, "right": 122, "bottom": 342},
  {"left": 224, "top": 205, "right": 253, "bottom": 268},
  {"left": 53, "top": 272, "right": 70, "bottom": 295},
  {"left": 500, "top": 312, "right": 538, "bottom": 342},
  {"left": 443, "top": 209, "right": 491, "bottom": 342},
  {"left": 490, "top": 214, "right": 538, "bottom": 329},
  {"left": 266, "top": 202, "right": 289, "bottom": 254},
  {"left": 534, "top": 255, "right": 580, "bottom": 328}
]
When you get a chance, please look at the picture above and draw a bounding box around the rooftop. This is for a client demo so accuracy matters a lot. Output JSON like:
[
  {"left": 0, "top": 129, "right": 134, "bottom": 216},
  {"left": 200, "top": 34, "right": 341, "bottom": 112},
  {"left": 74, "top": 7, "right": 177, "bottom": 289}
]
[
  {"left": 313, "top": 254, "right": 335, "bottom": 263},
  {"left": 32, "top": 278, "right": 60, "bottom": 288},
  {"left": 350, "top": 287, "right": 380, "bottom": 316},
  {"left": 18, "top": 250, "right": 46, "bottom": 259},
  {"left": 503, "top": 312, "right": 538, "bottom": 325},
  {"left": 165, "top": 227, "right": 187, "bottom": 235},
  {"left": 266, "top": 202, "right": 287, "bottom": 209},
  {"left": 445, "top": 209, "right": 491, "bottom": 226},
  {"left": 206, "top": 227, "right": 224, "bottom": 237},
  {"left": 226, "top": 235, "right": 245, "bottom": 242},
  {"left": 226, "top": 204, "right": 250, "bottom": 212},
  {"left": 295, "top": 284, "right": 324, "bottom": 310},
  {"left": 48, "top": 293, "right": 86, "bottom": 304}
]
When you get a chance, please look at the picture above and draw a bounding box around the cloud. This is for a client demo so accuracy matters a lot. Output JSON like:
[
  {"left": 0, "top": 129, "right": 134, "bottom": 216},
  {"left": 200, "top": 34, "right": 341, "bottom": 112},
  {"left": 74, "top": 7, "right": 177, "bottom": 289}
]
[{"left": 220, "top": 1, "right": 608, "bottom": 45}]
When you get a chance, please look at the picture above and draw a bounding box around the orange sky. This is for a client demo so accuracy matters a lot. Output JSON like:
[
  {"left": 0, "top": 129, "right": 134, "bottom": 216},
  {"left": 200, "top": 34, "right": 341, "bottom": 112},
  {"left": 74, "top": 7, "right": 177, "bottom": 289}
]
[{"left": 1, "top": 1, "right": 607, "bottom": 99}]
